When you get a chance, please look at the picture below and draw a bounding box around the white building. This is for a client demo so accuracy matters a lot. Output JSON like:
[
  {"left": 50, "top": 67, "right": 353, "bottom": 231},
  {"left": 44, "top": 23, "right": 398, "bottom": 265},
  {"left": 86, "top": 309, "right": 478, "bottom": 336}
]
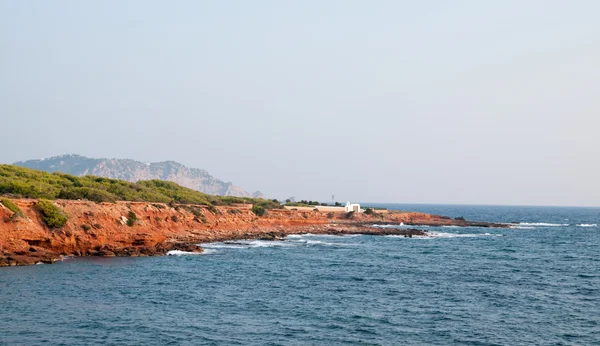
[{"left": 345, "top": 202, "right": 361, "bottom": 213}]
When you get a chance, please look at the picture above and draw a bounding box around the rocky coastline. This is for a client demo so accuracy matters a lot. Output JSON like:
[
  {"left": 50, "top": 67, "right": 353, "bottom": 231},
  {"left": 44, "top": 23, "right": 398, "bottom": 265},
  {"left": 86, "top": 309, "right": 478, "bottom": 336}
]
[{"left": 0, "top": 199, "right": 508, "bottom": 267}]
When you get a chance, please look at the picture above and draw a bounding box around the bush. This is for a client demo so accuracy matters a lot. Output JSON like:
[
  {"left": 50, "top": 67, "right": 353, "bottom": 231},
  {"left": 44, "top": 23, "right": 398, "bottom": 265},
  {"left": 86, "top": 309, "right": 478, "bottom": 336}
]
[
  {"left": 126, "top": 210, "right": 137, "bottom": 227},
  {"left": 0, "top": 198, "right": 24, "bottom": 217},
  {"left": 81, "top": 224, "right": 91, "bottom": 231},
  {"left": 57, "top": 187, "right": 116, "bottom": 203},
  {"left": 171, "top": 215, "right": 179, "bottom": 222},
  {"left": 93, "top": 223, "right": 102, "bottom": 229},
  {"left": 364, "top": 208, "right": 374, "bottom": 215},
  {"left": 184, "top": 206, "right": 204, "bottom": 218},
  {"left": 37, "top": 199, "right": 69, "bottom": 228},
  {"left": 252, "top": 205, "right": 265, "bottom": 217},
  {"left": 327, "top": 212, "right": 334, "bottom": 219},
  {"left": 455, "top": 216, "right": 465, "bottom": 221}
]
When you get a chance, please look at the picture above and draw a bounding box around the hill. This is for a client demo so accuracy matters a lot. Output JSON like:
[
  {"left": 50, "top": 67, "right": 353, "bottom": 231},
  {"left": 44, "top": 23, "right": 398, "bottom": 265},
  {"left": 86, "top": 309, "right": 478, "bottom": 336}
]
[
  {"left": 14, "top": 154, "right": 257, "bottom": 197},
  {"left": 0, "top": 164, "right": 280, "bottom": 209}
]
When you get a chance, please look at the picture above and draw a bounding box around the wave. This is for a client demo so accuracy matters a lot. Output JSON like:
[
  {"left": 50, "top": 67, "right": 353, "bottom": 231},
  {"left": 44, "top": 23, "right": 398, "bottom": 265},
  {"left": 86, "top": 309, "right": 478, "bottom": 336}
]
[
  {"left": 200, "top": 243, "right": 247, "bottom": 249},
  {"left": 386, "top": 232, "right": 502, "bottom": 239},
  {"left": 514, "top": 222, "right": 569, "bottom": 227},
  {"left": 248, "top": 240, "right": 296, "bottom": 248},
  {"left": 287, "top": 233, "right": 345, "bottom": 238},
  {"left": 166, "top": 250, "right": 207, "bottom": 256},
  {"left": 373, "top": 224, "right": 429, "bottom": 228},
  {"left": 430, "top": 232, "right": 502, "bottom": 238},
  {"left": 288, "top": 238, "right": 353, "bottom": 247},
  {"left": 201, "top": 237, "right": 353, "bottom": 251},
  {"left": 577, "top": 224, "right": 597, "bottom": 228}
]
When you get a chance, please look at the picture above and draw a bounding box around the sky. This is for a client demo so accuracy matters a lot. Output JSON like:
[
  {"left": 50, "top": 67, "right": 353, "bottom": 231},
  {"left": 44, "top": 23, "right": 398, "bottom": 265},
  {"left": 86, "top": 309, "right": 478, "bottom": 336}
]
[{"left": 1, "top": 1, "right": 599, "bottom": 206}]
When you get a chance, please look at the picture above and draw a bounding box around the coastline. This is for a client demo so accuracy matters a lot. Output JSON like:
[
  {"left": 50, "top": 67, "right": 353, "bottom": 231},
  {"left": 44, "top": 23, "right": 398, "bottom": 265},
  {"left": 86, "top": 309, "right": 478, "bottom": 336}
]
[{"left": 0, "top": 199, "right": 508, "bottom": 267}]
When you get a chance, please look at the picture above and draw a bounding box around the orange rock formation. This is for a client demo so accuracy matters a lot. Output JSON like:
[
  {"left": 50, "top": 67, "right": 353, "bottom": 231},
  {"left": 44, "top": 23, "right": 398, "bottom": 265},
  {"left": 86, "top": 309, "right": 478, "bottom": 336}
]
[{"left": 0, "top": 199, "right": 506, "bottom": 266}]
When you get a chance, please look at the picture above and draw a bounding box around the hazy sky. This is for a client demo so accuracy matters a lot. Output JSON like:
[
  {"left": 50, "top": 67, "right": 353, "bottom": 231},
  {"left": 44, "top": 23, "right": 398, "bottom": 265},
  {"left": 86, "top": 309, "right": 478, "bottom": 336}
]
[{"left": 1, "top": 1, "right": 599, "bottom": 206}]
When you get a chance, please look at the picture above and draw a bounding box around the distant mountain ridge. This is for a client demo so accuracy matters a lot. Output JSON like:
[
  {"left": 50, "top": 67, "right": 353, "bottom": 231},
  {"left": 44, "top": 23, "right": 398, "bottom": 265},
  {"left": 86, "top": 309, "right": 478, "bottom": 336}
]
[{"left": 14, "top": 154, "right": 262, "bottom": 198}]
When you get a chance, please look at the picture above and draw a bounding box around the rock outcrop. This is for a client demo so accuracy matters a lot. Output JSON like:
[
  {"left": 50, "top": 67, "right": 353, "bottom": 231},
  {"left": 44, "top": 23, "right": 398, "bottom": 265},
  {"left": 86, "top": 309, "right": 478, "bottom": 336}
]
[{"left": 0, "top": 199, "right": 507, "bottom": 267}]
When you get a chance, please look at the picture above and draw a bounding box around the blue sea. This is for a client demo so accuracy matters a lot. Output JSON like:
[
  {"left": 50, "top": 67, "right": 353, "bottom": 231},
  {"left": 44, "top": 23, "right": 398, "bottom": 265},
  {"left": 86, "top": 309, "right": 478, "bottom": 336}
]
[{"left": 1, "top": 204, "right": 599, "bottom": 345}]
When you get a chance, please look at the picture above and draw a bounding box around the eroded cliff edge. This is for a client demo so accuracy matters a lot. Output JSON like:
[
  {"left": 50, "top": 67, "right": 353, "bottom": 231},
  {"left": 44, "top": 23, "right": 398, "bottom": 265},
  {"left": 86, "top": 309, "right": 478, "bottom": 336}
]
[{"left": 0, "top": 199, "right": 507, "bottom": 266}]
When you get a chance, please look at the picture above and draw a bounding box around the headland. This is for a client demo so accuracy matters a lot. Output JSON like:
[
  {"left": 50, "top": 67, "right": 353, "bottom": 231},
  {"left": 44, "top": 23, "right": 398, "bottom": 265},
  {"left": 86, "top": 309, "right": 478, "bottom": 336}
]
[
  {"left": 0, "top": 198, "right": 508, "bottom": 266},
  {"left": 0, "top": 164, "right": 508, "bottom": 266}
]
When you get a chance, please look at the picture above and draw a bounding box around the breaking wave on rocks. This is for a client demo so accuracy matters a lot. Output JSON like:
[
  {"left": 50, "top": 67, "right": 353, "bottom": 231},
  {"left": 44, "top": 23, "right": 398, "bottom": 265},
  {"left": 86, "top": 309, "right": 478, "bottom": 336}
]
[
  {"left": 373, "top": 223, "right": 429, "bottom": 228},
  {"left": 166, "top": 250, "right": 210, "bottom": 256},
  {"left": 386, "top": 231, "right": 502, "bottom": 239},
  {"left": 201, "top": 235, "right": 353, "bottom": 252}
]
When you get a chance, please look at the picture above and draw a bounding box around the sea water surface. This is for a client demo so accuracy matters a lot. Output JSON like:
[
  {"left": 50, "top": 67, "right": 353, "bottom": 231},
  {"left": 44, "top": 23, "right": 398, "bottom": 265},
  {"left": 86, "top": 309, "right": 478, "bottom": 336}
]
[{"left": 1, "top": 204, "right": 599, "bottom": 345}]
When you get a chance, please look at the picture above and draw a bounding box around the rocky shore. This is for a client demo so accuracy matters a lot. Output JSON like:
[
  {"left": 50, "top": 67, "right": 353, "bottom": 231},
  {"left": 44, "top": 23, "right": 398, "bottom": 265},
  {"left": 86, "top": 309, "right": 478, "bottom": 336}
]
[{"left": 0, "top": 199, "right": 508, "bottom": 267}]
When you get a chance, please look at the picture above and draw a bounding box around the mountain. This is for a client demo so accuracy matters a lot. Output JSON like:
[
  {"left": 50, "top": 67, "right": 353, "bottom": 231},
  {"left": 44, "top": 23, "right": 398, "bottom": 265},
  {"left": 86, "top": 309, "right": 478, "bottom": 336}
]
[{"left": 14, "top": 154, "right": 256, "bottom": 197}]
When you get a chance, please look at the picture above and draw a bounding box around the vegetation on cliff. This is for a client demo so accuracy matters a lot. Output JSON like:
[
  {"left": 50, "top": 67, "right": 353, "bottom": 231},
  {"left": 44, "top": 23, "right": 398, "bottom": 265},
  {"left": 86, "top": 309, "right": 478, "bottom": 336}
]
[
  {"left": 37, "top": 199, "right": 69, "bottom": 228},
  {"left": 0, "top": 198, "right": 24, "bottom": 217},
  {"left": 0, "top": 164, "right": 281, "bottom": 209},
  {"left": 252, "top": 205, "right": 266, "bottom": 216}
]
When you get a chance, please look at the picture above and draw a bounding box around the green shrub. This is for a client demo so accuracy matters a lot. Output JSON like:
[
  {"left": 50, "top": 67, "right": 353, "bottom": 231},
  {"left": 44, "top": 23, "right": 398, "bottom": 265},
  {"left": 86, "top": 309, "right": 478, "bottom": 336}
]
[
  {"left": 93, "top": 223, "right": 102, "bottom": 229},
  {"left": 81, "top": 224, "right": 91, "bottom": 231},
  {"left": 364, "top": 208, "right": 374, "bottom": 215},
  {"left": 126, "top": 210, "right": 137, "bottom": 227},
  {"left": 37, "top": 199, "right": 69, "bottom": 228},
  {"left": 57, "top": 187, "right": 116, "bottom": 203},
  {"left": 0, "top": 198, "right": 24, "bottom": 217},
  {"left": 252, "top": 205, "right": 265, "bottom": 217},
  {"left": 183, "top": 206, "right": 204, "bottom": 218}
]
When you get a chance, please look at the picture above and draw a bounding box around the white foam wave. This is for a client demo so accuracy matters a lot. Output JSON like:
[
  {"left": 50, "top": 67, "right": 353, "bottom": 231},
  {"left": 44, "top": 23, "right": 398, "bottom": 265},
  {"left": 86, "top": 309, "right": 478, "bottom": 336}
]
[
  {"left": 387, "top": 232, "right": 502, "bottom": 239},
  {"left": 166, "top": 250, "right": 205, "bottom": 256},
  {"left": 373, "top": 224, "right": 429, "bottom": 228},
  {"left": 515, "top": 222, "right": 569, "bottom": 227},
  {"left": 248, "top": 240, "right": 295, "bottom": 248},
  {"left": 510, "top": 225, "right": 536, "bottom": 229},
  {"left": 429, "top": 232, "right": 502, "bottom": 238},
  {"left": 201, "top": 237, "right": 353, "bottom": 250},
  {"left": 287, "top": 233, "right": 343, "bottom": 239},
  {"left": 577, "top": 224, "right": 597, "bottom": 228},
  {"left": 201, "top": 243, "right": 249, "bottom": 249}
]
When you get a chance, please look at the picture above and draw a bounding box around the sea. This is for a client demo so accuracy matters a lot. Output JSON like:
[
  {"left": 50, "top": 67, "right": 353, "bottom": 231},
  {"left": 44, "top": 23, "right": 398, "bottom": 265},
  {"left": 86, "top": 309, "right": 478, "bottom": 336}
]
[{"left": 1, "top": 204, "right": 599, "bottom": 345}]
